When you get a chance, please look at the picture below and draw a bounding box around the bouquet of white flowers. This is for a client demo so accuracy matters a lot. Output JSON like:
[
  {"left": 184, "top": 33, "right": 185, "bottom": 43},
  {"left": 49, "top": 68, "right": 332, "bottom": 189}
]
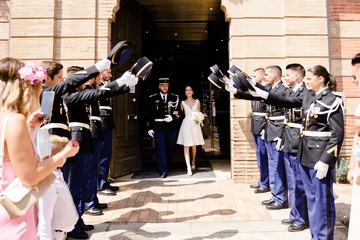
[{"left": 192, "top": 111, "right": 205, "bottom": 125}]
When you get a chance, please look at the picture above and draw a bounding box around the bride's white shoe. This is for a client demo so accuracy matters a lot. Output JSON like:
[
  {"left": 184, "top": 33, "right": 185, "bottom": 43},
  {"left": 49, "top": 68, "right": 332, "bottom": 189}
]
[{"left": 187, "top": 170, "right": 193, "bottom": 176}]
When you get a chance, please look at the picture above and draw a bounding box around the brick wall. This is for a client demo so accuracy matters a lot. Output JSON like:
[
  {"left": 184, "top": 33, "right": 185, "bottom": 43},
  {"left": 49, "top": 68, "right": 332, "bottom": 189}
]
[
  {"left": 328, "top": 0, "right": 360, "bottom": 162},
  {"left": 0, "top": 0, "right": 10, "bottom": 59}
]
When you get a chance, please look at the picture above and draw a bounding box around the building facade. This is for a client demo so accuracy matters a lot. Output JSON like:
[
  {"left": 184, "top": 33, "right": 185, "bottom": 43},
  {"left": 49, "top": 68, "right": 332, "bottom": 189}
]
[{"left": 1, "top": 0, "right": 359, "bottom": 182}]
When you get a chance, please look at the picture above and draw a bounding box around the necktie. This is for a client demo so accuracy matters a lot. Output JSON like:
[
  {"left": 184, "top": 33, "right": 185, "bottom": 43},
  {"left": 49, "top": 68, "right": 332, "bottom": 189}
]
[{"left": 163, "top": 95, "right": 166, "bottom": 103}]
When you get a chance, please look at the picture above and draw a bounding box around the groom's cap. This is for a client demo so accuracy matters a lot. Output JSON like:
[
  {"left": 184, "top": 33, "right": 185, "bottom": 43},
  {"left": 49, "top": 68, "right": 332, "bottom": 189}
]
[{"left": 159, "top": 78, "right": 170, "bottom": 84}]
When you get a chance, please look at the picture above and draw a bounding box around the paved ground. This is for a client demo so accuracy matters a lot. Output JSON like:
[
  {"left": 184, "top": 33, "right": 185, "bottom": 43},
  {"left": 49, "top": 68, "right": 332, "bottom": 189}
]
[{"left": 75, "top": 160, "right": 352, "bottom": 240}]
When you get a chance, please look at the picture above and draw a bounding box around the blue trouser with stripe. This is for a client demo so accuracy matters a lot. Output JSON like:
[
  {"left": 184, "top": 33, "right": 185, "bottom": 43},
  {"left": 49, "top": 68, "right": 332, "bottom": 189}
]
[
  {"left": 265, "top": 140, "right": 287, "bottom": 205},
  {"left": 253, "top": 133, "right": 269, "bottom": 189},
  {"left": 284, "top": 152, "right": 308, "bottom": 225},
  {"left": 300, "top": 165, "right": 335, "bottom": 240},
  {"left": 154, "top": 130, "right": 177, "bottom": 174}
]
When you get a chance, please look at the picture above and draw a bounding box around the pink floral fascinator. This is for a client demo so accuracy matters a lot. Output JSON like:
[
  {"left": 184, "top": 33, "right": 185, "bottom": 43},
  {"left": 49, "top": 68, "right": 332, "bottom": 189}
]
[{"left": 18, "top": 62, "right": 47, "bottom": 85}]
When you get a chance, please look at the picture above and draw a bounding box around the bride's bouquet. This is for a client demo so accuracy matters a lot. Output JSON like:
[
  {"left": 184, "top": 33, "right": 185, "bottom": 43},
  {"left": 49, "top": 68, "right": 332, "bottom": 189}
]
[{"left": 192, "top": 111, "right": 205, "bottom": 125}]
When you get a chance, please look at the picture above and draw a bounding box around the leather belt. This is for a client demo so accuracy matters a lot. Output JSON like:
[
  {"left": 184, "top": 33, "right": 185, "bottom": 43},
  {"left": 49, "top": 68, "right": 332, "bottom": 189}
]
[
  {"left": 302, "top": 131, "right": 331, "bottom": 137},
  {"left": 155, "top": 119, "right": 164, "bottom": 122},
  {"left": 43, "top": 123, "right": 69, "bottom": 131},
  {"left": 267, "top": 115, "right": 285, "bottom": 121},
  {"left": 99, "top": 106, "right": 112, "bottom": 110},
  {"left": 252, "top": 112, "right": 267, "bottom": 116},
  {"left": 286, "top": 123, "right": 302, "bottom": 128},
  {"left": 90, "top": 116, "right": 101, "bottom": 121},
  {"left": 69, "top": 122, "right": 90, "bottom": 129}
]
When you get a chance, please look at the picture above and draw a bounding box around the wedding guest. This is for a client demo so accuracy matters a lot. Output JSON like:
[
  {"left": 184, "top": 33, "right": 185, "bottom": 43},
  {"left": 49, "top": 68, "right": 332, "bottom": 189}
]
[
  {"left": 0, "top": 57, "right": 79, "bottom": 239},
  {"left": 347, "top": 53, "right": 360, "bottom": 240},
  {"left": 176, "top": 85, "right": 205, "bottom": 176}
]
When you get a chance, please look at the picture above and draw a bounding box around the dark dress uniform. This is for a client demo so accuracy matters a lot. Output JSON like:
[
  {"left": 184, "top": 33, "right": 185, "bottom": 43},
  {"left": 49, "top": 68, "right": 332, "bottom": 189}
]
[
  {"left": 281, "top": 83, "right": 308, "bottom": 227},
  {"left": 98, "top": 80, "right": 116, "bottom": 191},
  {"left": 263, "top": 81, "right": 288, "bottom": 207},
  {"left": 266, "top": 87, "right": 344, "bottom": 240},
  {"left": 250, "top": 85, "right": 270, "bottom": 190},
  {"left": 41, "top": 65, "right": 100, "bottom": 183},
  {"left": 84, "top": 84, "right": 103, "bottom": 212},
  {"left": 147, "top": 92, "right": 180, "bottom": 175},
  {"left": 63, "top": 81, "right": 129, "bottom": 235},
  {"left": 235, "top": 80, "right": 288, "bottom": 207}
]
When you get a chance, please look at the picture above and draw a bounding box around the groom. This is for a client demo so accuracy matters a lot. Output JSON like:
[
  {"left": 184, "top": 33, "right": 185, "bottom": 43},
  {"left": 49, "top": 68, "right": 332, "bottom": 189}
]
[{"left": 147, "top": 78, "right": 180, "bottom": 178}]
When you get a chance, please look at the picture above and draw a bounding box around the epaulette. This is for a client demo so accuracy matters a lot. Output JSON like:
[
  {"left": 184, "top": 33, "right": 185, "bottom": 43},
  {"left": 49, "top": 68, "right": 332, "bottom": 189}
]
[
  {"left": 75, "top": 70, "right": 87, "bottom": 75},
  {"left": 149, "top": 93, "right": 157, "bottom": 98},
  {"left": 100, "top": 85, "right": 110, "bottom": 91},
  {"left": 170, "top": 93, "right": 179, "bottom": 97}
]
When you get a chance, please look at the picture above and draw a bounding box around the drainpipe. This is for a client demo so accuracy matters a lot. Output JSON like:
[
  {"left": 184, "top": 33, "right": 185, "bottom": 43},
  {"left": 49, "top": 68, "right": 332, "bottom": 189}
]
[
  {"left": 325, "top": 0, "right": 331, "bottom": 71},
  {"left": 8, "top": 0, "right": 12, "bottom": 55}
]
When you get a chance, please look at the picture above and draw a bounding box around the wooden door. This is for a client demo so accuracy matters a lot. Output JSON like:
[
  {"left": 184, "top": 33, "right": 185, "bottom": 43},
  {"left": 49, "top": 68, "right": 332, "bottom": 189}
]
[{"left": 110, "top": 0, "right": 143, "bottom": 177}]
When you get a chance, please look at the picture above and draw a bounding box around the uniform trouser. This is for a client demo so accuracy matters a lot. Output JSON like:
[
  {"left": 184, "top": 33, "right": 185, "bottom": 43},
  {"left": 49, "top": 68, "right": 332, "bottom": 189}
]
[
  {"left": 99, "top": 129, "right": 113, "bottom": 190},
  {"left": 265, "top": 140, "right": 287, "bottom": 205},
  {"left": 70, "top": 151, "right": 92, "bottom": 233},
  {"left": 300, "top": 165, "right": 335, "bottom": 240},
  {"left": 85, "top": 139, "right": 101, "bottom": 210},
  {"left": 283, "top": 152, "right": 307, "bottom": 225},
  {"left": 154, "top": 130, "right": 177, "bottom": 174},
  {"left": 252, "top": 133, "right": 269, "bottom": 189}
]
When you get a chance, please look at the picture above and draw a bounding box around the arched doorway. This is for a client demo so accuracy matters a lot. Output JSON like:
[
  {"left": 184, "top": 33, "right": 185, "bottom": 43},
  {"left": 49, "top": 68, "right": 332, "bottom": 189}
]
[{"left": 111, "top": 0, "right": 230, "bottom": 176}]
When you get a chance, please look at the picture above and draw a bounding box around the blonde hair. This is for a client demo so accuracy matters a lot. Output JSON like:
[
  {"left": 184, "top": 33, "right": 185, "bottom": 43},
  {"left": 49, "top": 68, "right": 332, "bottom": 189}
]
[{"left": 0, "top": 57, "right": 42, "bottom": 118}]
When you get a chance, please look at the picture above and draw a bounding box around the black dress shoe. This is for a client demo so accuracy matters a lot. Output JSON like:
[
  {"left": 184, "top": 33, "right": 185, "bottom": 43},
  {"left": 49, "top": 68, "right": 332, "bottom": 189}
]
[
  {"left": 95, "top": 203, "right": 108, "bottom": 209},
  {"left": 85, "top": 207, "right": 103, "bottom": 216},
  {"left": 281, "top": 218, "right": 294, "bottom": 225},
  {"left": 81, "top": 224, "right": 95, "bottom": 231},
  {"left": 160, "top": 172, "right": 167, "bottom": 178},
  {"left": 288, "top": 223, "right": 309, "bottom": 232},
  {"left": 250, "top": 183, "right": 260, "bottom": 189},
  {"left": 106, "top": 185, "right": 119, "bottom": 191},
  {"left": 261, "top": 199, "right": 275, "bottom": 206},
  {"left": 254, "top": 187, "right": 270, "bottom": 194},
  {"left": 99, "top": 188, "right": 116, "bottom": 196},
  {"left": 266, "top": 202, "right": 287, "bottom": 210},
  {"left": 67, "top": 230, "right": 89, "bottom": 239}
]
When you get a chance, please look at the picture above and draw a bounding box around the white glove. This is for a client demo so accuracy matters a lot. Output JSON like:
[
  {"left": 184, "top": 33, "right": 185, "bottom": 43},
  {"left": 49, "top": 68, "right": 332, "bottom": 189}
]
[
  {"left": 95, "top": 58, "right": 111, "bottom": 71},
  {"left": 115, "top": 71, "right": 132, "bottom": 87},
  {"left": 260, "top": 129, "right": 265, "bottom": 140},
  {"left": 273, "top": 137, "right": 282, "bottom": 151},
  {"left": 127, "top": 74, "right": 139, "bottom": 87},
  {"left": 148, "top": 130, "right": 154, "bottom": 138},
  {"left": 225, "top": 83, "right": 237, "bottom": 94},
  {"left": 314, "top": 161, "right": 329, "bottom": 180},
  {"left": 249, "top": 77, "right": 256, "bottom": 86},
  {"left": 164, "top": 115, "right": 173, "bottom": 122},
  {"left": 253, "top": 86, "right": 269, "bottom": 99},
  {"left": 129, "top": 85, "right": 136, "bottom": 93}
]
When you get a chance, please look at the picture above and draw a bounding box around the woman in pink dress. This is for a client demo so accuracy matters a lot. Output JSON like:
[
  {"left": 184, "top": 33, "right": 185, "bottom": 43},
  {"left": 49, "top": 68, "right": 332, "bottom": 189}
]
[
  {"left": 177, "top": 85, "right": 205, "bottom": 176},
  {"left": 0, "top": 57, "right": 79, "bottom": 239}
]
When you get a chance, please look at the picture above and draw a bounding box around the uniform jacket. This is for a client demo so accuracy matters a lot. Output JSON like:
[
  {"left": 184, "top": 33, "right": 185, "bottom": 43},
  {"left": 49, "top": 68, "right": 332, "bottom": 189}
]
[
  {"left": 41, "top": 65, "right": 100, "bottom": 139},
  {"left": 234, "top": 81, "right": 287, "bottom": 140},
  {"left": 282, "top": 82, "right": 309, "bottom": 153},
  {"left": 99, "top": 81, "right": 116, "bottom": 130},
  {"left": 63, "top": 81, "right": 129, "bottom": 153},
  {"left": 250, "top": 85, "right": 271, "bottom": 135},
  {"left": 147, "top": 92, "right": 181, "bottom": 132},
  {"left": 264, "top": 81, "right": 287, "bottom": 141},
  {"left": 266, "top": 87, "right": 344, "bottom": 168},
  {"left": 85, "top": 84, "right": 103, "bottom": 140}
]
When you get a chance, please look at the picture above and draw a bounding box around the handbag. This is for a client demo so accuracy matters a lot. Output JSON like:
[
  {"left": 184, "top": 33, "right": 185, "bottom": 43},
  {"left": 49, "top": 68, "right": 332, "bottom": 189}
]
[{"left": 0, "top": 114, "right": 56, "bottom": 219}]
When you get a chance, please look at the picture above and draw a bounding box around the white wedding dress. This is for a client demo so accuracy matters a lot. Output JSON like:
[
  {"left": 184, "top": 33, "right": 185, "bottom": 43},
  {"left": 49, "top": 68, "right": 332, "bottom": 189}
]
[{"left": 177, "top": 99, "right": 205, "bottom": 146}]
